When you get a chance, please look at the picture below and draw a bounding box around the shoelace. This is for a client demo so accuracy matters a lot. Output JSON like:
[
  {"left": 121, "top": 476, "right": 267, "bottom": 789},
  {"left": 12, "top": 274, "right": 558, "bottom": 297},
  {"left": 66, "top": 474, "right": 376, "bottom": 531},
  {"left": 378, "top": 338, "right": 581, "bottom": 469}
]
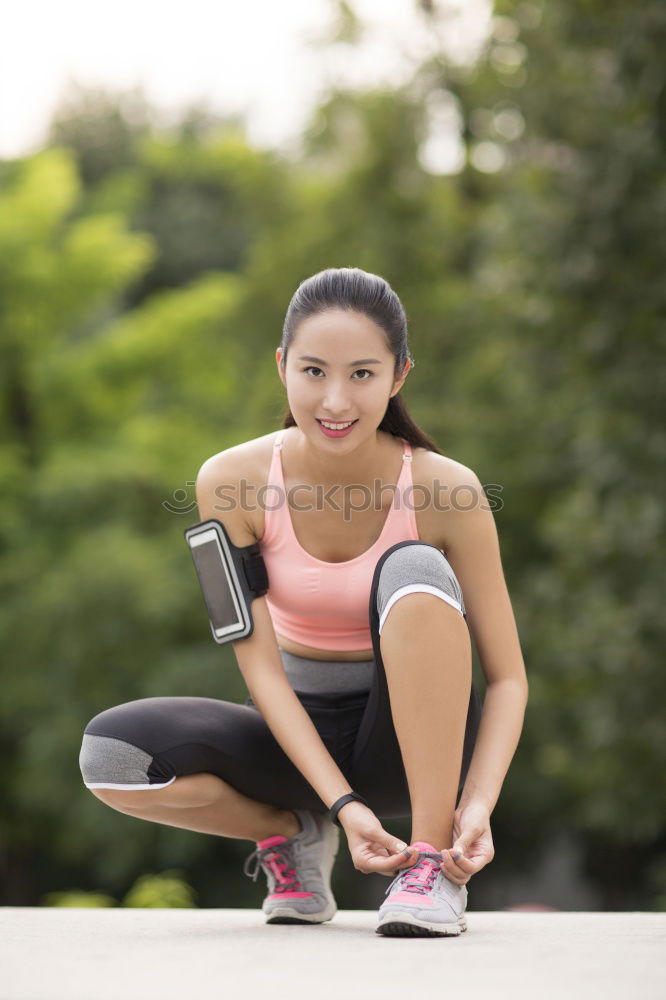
[
  {"left": 384, "top": 850, "right": 444, "bottom": 898},
  {"left": 243, "top": 841, "right": 303, "bottom": 894}
]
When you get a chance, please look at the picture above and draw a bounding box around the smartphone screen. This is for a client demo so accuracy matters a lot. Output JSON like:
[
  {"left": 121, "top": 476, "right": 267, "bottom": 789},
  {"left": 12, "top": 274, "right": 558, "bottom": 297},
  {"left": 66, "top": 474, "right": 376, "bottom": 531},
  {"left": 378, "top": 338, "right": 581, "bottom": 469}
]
[{"left": 187, "top": 528, "right": 245, "bottom": 639}]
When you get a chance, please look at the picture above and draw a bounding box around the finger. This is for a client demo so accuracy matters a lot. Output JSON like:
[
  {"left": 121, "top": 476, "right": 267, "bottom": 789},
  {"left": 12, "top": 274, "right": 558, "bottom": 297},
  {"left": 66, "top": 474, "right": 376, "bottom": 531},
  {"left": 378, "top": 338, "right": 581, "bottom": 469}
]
[
  {"left": 444, "top": 855, "right": 484, "bottom": 878},
  {"left": 464, "top": 857, "right": 486, "bottom": 873},
  {"left": 441, "top": 849, "right": 462, "bottom": 867},
  {"left": 383, "top": 846, "right": 417, "bottom": 869},
  {"left": 442, "top": 857, "right": 477, "bottom": 885},
  {"left": 387, "top": 838, "right": 413, "bottom": 858},
  {"left": 393, "top": 853, "right": 418, "bottom": 871},
  {"left": 384, "top": 841, "right": 418, "bottom": 867},
  {"left": 440, "top": 850, "right": 469, "bottom": 880},
  {"left": 440, "top": 859, "right": 463, "bottom": 883},
  {"left": 448, "top": 848, "right": 484, "bottom": 870},
  {"left": 370, "top": 847, "right": 418, "bottom": 876}
]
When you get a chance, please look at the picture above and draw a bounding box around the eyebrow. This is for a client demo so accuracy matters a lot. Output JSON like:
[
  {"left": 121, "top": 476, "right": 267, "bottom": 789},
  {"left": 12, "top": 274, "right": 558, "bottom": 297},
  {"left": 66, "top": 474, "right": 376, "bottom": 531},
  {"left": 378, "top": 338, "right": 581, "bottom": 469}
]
[{"left": 297, "top": 355, "right": 383, "bottom": 366}]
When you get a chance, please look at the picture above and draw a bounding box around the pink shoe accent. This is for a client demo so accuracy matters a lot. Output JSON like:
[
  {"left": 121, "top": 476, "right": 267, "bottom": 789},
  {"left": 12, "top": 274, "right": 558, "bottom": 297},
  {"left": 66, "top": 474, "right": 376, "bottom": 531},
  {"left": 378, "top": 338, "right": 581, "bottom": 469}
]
[
  {"left": 254, "top": 829, "right": 315, "bottom": 898},
  {"left": 387, "top": 840, "right": 441, "bottom": 902},
  {"left": 256, "top": 834, "right": 289, "bottom": 850},
  {"left": 390, "top": 890, "right": 435, "bottom": 906}
]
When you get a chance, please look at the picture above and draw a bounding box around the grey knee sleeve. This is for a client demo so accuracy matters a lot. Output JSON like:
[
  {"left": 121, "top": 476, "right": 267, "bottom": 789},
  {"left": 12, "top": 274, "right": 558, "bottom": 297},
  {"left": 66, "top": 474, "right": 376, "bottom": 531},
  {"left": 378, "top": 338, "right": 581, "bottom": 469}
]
[
  {"left": 79, "top": 733, "right": 176, "bottom": 791},
  {"left": 376, "top": 542, "right": 466, "bottom": 635}
]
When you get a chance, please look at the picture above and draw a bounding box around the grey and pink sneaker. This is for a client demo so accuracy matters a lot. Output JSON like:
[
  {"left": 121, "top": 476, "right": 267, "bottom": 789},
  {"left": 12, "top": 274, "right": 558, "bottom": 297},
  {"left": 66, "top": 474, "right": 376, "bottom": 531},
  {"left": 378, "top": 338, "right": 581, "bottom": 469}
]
[
  {"left": 242, "top": 808, "right": 339, "bottom": 924},
  {"left": 376, "top": 840, "right": 468, "bottom": 937}
]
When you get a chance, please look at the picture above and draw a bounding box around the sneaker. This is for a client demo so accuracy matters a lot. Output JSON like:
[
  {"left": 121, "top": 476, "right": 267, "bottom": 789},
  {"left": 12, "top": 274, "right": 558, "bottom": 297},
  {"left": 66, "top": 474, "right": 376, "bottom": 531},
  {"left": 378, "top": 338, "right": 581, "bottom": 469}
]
[
  {"left": 242, "top": 808, "right": 339, "bottom": 924},
  {"left": 375, "top": 840, "right": 468, "bottom": 937}
]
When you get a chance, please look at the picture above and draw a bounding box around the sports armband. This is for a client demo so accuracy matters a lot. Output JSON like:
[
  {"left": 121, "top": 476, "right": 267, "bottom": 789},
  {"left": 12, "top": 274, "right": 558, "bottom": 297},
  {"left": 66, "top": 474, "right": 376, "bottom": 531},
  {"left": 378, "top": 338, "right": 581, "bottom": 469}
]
[{"left": 184, "top": 518, "right": 268, "bottom": 644}]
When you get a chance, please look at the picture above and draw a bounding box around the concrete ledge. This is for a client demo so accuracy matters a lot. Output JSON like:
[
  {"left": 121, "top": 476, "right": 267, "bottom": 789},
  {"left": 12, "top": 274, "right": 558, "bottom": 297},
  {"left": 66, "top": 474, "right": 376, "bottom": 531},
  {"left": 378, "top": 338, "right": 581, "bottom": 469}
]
[{"left": 2, "top": 908, "right": 665, "bottom": 1000}]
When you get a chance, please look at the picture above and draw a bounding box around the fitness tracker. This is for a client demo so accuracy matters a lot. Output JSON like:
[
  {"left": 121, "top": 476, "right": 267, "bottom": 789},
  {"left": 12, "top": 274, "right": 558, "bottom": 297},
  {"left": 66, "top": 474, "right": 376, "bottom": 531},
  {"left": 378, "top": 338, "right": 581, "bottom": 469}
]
[{"left": 329, "top": 792, "right": 369, "bottom": 827}]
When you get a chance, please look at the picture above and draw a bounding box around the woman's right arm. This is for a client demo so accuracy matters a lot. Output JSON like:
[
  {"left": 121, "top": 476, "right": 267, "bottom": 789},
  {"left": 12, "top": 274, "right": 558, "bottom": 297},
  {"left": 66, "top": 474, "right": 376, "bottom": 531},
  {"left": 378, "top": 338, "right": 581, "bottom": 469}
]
[
  {"left": 233, "top": 597, "right": 356, "bottom": 812},
  {"left": 194, "top": 453, "right": 355, "bottom": 812}
]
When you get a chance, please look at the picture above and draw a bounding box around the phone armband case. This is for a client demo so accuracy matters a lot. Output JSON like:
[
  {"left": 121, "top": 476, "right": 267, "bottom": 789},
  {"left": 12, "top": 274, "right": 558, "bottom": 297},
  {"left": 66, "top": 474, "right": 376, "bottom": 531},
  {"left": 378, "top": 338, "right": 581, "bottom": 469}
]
[{"left": 184, "top": 518, "right": 268, "bottom": 644}]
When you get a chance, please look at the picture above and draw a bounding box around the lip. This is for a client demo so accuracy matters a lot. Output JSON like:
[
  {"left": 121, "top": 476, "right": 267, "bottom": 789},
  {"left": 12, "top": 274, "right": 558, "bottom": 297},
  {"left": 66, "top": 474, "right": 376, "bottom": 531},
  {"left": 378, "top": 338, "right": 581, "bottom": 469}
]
[{"left": 316, "top": 418, "right": 358, "bottom": 438}]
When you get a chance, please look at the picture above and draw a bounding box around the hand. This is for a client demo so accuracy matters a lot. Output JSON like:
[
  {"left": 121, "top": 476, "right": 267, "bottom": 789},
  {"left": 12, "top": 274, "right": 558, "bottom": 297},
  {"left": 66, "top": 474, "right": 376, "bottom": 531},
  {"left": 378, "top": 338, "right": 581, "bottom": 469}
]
[
  {"left": 438, "top": 801, "right": 495, "bottom": 886},
  {"left": 338, "top": 801, "right": 418, "bottom": 876}
]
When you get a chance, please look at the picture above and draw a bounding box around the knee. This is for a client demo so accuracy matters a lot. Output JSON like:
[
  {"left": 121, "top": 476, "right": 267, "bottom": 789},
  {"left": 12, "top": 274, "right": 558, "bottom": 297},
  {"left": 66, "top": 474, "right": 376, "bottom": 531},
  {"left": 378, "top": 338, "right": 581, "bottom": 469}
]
[
  {"left": 375, "top": 541, "right": 466, "bottom": 637},
  {"left": 79, "top": 731, "right": 176, "bottom": 796},
  {"left": 89, "top": 785, "right": 134, "bottom": 807}
]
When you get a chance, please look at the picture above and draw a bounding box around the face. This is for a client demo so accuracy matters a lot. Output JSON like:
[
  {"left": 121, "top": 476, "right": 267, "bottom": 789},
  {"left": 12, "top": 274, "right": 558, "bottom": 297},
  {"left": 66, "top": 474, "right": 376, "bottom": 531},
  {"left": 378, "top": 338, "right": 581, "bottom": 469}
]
[{"left": 275, "top": 309, "right": 410, "bottom": 443}]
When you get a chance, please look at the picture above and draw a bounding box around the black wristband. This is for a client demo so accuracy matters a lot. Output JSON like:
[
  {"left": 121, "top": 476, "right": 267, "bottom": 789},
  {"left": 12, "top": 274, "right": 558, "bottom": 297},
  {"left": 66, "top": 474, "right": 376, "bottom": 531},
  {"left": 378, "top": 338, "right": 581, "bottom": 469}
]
[{"left": 329, "top": 792, "right": 369, "bottom": 827}]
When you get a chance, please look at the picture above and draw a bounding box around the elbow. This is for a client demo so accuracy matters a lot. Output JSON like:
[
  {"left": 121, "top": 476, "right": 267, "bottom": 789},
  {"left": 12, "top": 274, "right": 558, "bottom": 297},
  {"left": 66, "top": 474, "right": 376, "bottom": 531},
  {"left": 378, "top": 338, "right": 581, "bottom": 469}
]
[
  {"left": 488, "top": 676, "right": 529, "bottom": 702},
  {"left": 512, "top": 675, "right": 529, "bottom": 701}
]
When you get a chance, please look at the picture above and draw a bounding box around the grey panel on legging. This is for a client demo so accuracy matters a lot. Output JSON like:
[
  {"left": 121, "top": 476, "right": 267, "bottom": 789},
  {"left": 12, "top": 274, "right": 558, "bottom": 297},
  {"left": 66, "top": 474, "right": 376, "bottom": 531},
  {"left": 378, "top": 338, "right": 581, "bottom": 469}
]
[
  {"left": 79, "top": 733, "right": 176, "bottom": 790},
  {"left": 280, "top": 647, "right": 374, "bottom": 696},
  {"left": 375, "top": 541, "right": 466, "bottom": 633}
]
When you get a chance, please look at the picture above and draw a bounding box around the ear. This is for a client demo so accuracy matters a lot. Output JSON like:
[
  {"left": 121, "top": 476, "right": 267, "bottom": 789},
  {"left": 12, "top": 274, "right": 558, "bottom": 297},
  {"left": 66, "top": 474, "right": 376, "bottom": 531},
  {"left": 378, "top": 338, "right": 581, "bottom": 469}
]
[
  {"left": 389, "top": 358, "right": 412, "bottom": 399},
  {"left": 275, "top": 347, "right": 287, "bottom": 387}
]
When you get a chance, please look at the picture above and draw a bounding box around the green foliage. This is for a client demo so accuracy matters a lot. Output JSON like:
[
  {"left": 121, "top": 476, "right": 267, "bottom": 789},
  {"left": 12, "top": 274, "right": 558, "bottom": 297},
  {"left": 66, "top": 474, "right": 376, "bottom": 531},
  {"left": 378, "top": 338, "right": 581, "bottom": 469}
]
[
  {"left": 121, "top": 870, "right": 198, "bottom": 908},
  {"left": 0, "top": 148, "right": 154, "bottom": 356},
  {"left": 41, "top": 890, "right": 118, "bottom": 908},
  {"left": 41, "top": 870, "right": 196, "bottom": 908}
]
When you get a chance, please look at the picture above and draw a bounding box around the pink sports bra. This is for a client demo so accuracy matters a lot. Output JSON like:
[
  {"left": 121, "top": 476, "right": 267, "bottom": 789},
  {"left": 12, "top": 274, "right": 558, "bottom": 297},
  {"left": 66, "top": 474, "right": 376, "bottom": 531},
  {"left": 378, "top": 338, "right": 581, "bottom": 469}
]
[{"left": 260, "top": 429, "right": 421, "bottom": 651}]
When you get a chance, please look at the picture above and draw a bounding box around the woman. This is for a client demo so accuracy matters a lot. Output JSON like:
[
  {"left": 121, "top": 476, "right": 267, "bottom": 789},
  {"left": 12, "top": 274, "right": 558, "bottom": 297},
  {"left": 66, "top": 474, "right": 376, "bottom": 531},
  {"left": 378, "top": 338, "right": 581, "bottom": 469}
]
[{"left": 79, "top": 267, "right": 528, "bottom": 937}]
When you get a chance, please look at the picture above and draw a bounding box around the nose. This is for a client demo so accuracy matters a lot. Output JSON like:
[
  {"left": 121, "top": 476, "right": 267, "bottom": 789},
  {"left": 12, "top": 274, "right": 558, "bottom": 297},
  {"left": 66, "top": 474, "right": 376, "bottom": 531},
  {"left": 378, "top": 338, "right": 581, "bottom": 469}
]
[{"left": 322, "top": 382, "right": 353, "bottom": 417}]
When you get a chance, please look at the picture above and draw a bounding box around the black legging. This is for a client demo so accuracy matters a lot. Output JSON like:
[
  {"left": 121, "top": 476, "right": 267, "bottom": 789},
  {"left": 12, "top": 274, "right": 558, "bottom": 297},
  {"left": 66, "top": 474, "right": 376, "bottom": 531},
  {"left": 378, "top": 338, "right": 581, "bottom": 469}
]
[{"left": 80, "top": 541, "right": 483, "bottom": 819}]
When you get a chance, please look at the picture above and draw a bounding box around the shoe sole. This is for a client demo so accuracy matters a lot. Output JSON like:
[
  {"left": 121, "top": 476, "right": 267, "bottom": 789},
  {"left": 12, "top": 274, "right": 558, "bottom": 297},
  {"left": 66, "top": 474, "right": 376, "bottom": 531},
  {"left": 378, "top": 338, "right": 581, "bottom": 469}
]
[
  {"left": 376, "top": 911, "right": 467, "bottom": 937},
  {"left": 265, "top": 898, "right": 338, "bottom": 925},
  {"left": 264, "top": 817, "right": 339, "bottom": 925}
]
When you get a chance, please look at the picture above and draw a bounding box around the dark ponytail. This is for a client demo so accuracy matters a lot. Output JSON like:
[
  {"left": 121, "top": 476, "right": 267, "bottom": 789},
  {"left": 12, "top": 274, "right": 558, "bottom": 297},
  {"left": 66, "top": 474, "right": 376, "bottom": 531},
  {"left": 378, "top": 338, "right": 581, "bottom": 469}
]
[{"left": 277, "top": 267, "right": 442, "bottom": 455}]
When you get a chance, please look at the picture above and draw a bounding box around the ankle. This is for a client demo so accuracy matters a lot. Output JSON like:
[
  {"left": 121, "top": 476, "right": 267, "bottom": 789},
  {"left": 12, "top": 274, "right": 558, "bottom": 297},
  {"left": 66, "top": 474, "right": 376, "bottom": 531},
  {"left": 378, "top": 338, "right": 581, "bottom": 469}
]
[
  {"left": 410, "top": 834, "right": 448, "bottom": 852},
  {"left": 279, "top": 809, "right": 302, "bottom": 840},
  {"left": 256, "top": 808, "right": 301, "bottom": 842}
]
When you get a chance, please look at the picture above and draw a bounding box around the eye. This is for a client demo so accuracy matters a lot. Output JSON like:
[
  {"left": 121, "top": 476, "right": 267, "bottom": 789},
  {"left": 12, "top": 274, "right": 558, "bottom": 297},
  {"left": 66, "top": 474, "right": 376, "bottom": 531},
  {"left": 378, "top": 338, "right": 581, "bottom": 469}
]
[{"left": 302, "top": 366, "right": 374, "bottom": 380}]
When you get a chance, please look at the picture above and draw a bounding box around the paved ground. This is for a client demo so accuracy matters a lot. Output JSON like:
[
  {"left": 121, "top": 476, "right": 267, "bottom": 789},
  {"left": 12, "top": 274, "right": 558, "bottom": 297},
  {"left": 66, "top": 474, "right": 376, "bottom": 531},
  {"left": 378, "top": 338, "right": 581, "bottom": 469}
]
[{"left": 2, "top": 908, "right": 664, "bottom": 1000}]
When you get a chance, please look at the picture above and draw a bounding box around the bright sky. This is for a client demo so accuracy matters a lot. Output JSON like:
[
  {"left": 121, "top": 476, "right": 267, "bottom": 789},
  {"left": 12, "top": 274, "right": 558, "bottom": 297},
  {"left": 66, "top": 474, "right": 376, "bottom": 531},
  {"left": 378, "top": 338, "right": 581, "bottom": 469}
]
[{"left": 0, "top": 0, "right": 491, "bottom": 166}]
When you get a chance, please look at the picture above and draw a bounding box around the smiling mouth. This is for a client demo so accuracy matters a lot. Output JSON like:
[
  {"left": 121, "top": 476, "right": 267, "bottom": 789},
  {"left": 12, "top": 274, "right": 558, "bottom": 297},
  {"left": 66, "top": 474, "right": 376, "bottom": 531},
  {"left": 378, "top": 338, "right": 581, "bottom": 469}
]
[{"left": 316, "top": 419, "right": 358, "bottom": 428}]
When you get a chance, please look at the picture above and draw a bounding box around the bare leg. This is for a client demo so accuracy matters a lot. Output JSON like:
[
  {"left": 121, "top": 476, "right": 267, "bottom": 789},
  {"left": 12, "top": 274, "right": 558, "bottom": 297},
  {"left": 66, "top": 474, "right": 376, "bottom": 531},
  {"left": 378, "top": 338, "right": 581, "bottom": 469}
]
[
  {"left": 91, "top": 772, "right": 302, "bottom": 842},
  {"left": 379, "top": 592, "right": 471, "bottom": 850}
]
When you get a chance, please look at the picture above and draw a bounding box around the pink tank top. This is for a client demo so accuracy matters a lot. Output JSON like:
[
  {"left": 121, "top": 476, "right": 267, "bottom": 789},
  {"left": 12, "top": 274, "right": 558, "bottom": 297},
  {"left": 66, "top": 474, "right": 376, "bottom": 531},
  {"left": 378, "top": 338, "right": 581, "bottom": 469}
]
[{"left": 261, "top": 430, "right": 421, "bottom": 651}]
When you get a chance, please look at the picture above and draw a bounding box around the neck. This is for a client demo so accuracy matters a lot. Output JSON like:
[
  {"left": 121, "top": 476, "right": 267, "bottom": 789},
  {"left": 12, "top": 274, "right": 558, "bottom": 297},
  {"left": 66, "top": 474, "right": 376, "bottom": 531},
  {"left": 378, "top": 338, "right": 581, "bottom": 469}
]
[{"left": 289, "top": 425, "right": 399, "bottom": 488}]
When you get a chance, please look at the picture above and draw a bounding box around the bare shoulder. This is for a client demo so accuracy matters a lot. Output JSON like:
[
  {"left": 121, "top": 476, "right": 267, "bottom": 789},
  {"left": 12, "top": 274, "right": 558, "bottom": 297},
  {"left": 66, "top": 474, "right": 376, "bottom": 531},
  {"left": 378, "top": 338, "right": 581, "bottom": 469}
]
[
  {"left": 411, "top": 445, "right": 479, "bottom": 492},
  {"left": 411, "top": 446, "right": 483, "bottom": 553},
  {"left": 422, "top": 448, "right": 478, "bottom": 484},
  {"left": 198, "top": 430, "right": 278, "bottom": 478},
  {"left": 195, "top": 431, "right": 280, "bottom": 545}
]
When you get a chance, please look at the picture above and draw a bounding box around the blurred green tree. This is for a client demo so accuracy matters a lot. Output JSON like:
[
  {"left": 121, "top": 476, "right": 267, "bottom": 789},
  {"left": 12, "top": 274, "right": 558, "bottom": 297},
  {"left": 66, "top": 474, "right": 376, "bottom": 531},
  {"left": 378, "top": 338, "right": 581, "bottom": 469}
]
[
  {"left": 0, "top": 148, "right": 259, "bottom": 905},
  {"left": 49, "top": 84, "right": 295, "bottom": 303},
  {"left": 41, "top": 868, "right": 196, "bottom": 907},
  {"left": 446, "top": 0, "right": 666, "bottom": 906}
]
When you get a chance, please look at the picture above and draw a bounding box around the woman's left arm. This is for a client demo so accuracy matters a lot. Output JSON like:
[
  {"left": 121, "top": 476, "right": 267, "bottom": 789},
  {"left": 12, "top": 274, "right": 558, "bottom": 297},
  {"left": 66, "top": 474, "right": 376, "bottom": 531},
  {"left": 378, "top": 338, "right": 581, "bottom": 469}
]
[
  {"left": 440, "top": 466, "right": 529, "bottom": 816},
  {"left": 428, "top": 465, "right": 528, "bottom": 882}
]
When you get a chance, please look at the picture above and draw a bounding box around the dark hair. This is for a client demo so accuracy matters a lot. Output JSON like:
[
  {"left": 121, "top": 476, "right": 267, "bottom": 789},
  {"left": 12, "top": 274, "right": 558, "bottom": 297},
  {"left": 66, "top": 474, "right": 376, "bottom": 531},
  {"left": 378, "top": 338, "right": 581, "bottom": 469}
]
[{"left": 277, "top": 267, "right": 442, "bottom": 455}]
